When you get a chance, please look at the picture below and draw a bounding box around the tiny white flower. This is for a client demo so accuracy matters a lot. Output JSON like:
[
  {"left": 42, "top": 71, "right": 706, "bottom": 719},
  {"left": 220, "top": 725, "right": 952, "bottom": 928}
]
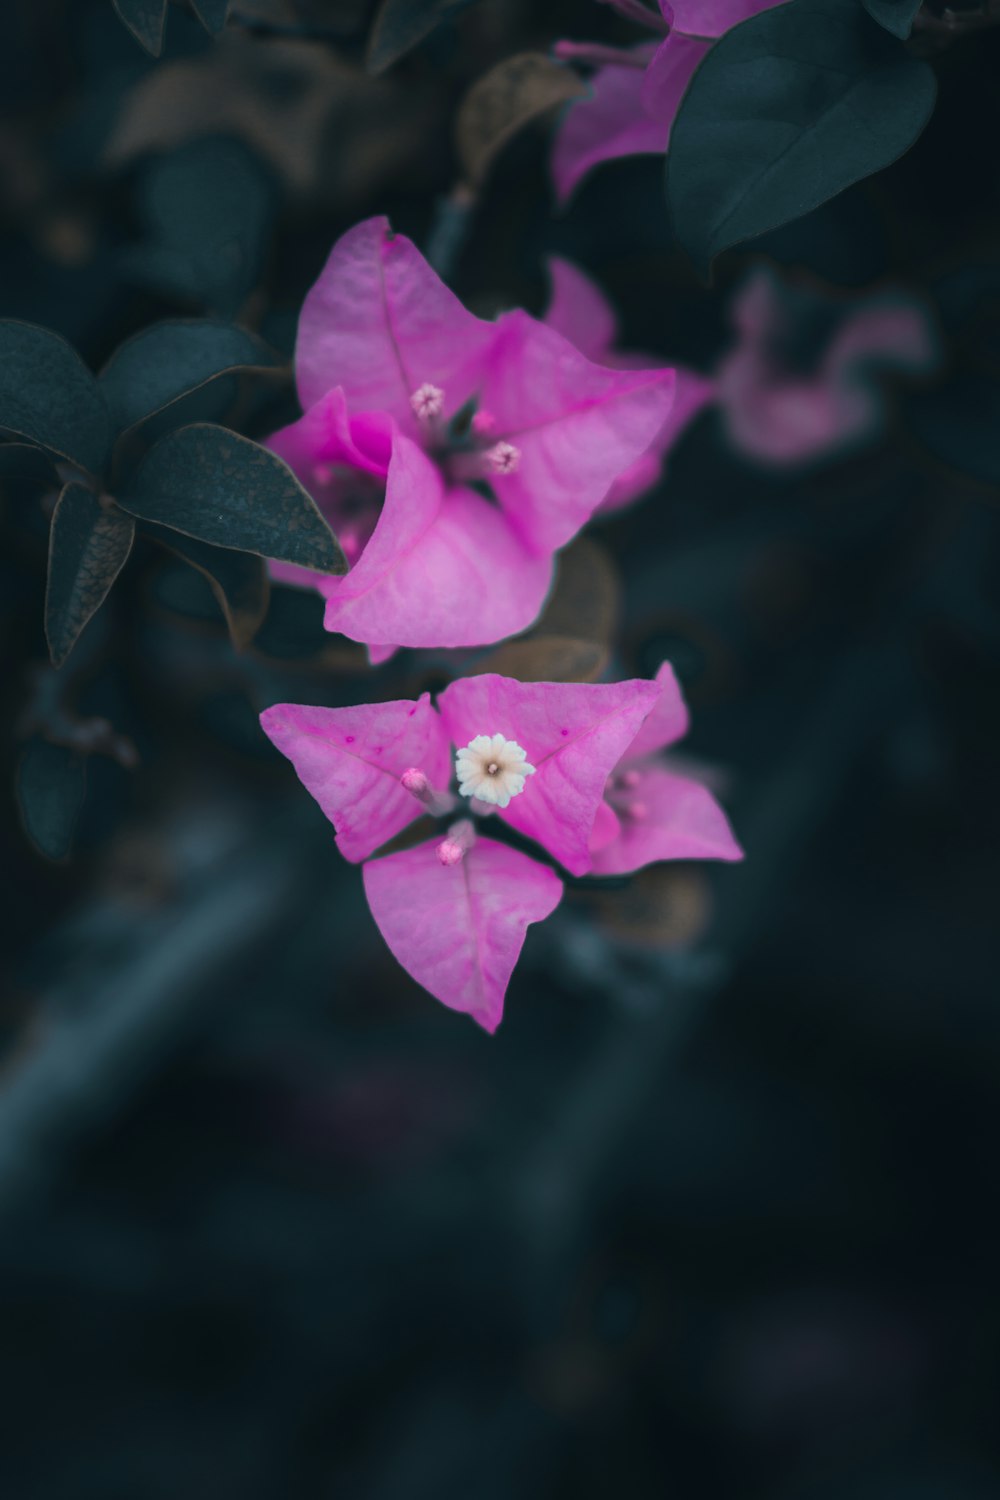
[
  {"left": 410, "top": 383, "right": 445, "bottom": 421},
  {"left": 455, "top": 732, "right": 536, "bottom": 809}
]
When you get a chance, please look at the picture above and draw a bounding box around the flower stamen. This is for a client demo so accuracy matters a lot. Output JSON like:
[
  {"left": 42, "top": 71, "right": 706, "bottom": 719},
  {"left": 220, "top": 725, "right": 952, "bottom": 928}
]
[
  {"left": 485, "top": 441, "right": 522, "bottom": 476},
  {"left": 456, "top": 733, "right": 535, "bottom": 809},
  {"left": 410, "top": 383, "right": 445, "bottom": 422}
]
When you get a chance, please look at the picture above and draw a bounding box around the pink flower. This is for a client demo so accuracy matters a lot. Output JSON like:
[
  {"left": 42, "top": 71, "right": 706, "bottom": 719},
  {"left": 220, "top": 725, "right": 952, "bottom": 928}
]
[
  {"left": 717, "top": 267, "right": 938, "bottom": 466},
  {"left": 552, "top": 0, "right": 786, "bottom": 204},
  {"left": 260, "top": 667, "right": 741, "bottom": 1030},
  {"left": 544, "top": 255, "right": 716, "bottom": 511},
  {"left": 265, "top": 217, "right": 676, "bottom": 660}
]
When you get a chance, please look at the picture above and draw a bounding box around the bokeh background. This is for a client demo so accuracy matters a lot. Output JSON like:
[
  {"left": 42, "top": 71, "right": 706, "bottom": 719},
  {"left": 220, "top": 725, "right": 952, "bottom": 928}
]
[{"left": 3, "top": 1, "right": 1000, "bottom": 1496}]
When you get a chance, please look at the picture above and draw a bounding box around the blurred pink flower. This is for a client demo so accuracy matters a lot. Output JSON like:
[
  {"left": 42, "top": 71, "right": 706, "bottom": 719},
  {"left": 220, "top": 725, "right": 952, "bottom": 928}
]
[
  {"left": 544, "top": 255, "right": 715, "bottom": 511},
  {"left": 266, "top": 217, "right": 676, "bottom": 660},
  {"left": 717, "top": 267, "right": 938, "bottom": 466},
  {"left": 552, "top": 0, "right": 786, "bottom": 203},
  {"left": 260, "top": 667, "right": 740, "bottom": 1030}
]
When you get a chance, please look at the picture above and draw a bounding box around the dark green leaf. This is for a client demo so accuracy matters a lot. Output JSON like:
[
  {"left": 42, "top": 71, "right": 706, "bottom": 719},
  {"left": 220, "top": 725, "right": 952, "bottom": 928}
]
[
  {"left": 0, "top": 321, "right": 111, "bottom": 476},
  {"left": 121, "top": 140, "right": 274, "bottom": 319},
  {"left": 111, "top": 0, "right": 168, "bottom": 55},
  {"left": 666, "top": 0, "right": 937, "bottom": 274},
  {"left": 0, "top": 442, "right": 59, "bottom": 484},
  {"left": 45, "top": 485, "right": 135, "bottom": 668},
  {"left": 17, "top": 738, "right": 87, "bottom": 860},
  {"left": 145, "top": 523, "right": 270, "bottom": 648},
  {"left": 191, "top": 0, "right": 231, "bottom": 33},
  {"left": 119, "top": 423, "right": 346, "bottom": 574},
  {"left": 99, "top": 319, "right": 284, "bottom": 437},
  {"left": 367, "top": 0, "right": 480, "bottom": 73},
  {"left": 862, "top": 0, "right": 923, "bottom": 40}
]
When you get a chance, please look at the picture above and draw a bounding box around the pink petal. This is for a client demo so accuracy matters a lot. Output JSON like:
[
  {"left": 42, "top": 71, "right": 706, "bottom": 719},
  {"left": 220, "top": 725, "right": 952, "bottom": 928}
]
[
  {"left": 295, "top": 216, "right": 497, "bottom": 427},
  {"left": 480, "top": 311, "right": 675, "bottom": 555},
  {"left": 668, "top": 0, "right": 788, "bottom": 39},
  {"left": 551, "top": 45, "right": 666, "bottom": 205},
  {"left": 597, "top": 366, "right": 716, "bottom": 512},
  {"left": 323, "top": 468, "right": 553, "bottom": 652},
  {"left": 544, "top": 257, "right": 618, "bottom": 363},
  {"left": 638, "top": 34, "right": 710, "bottom": 137},
  {"left": 824, "top": 301, "right": 936, "bottom": 383},
  {"left": 259, "top": 694, "right": 451, "bottom": 864},
  {"left": 362, "top": 836, "right": 563, "bottom": 1033},
  {"left": 623, "top": 660, "right": 690, "bottom": 760},
  {"left": 589, "top": 763, "right": 743, "bottom": 875},
  {"left": 437, "top": 673, "right": 661, "bottom": 876}
]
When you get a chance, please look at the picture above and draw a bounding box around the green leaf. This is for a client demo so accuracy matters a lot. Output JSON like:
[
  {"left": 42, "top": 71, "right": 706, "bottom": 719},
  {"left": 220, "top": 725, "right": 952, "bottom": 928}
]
[
  {"left": 111, "top": 0, "right": 169, "bottom": 55},
  {"left": 367, "top": 0, "right": 481, "bottom": 73},
  {"left": 0, "top": 321, "right": 111, "bottom": 476},
  {"left": 45, "top": 485, "right": 135, "bottom": 669},
  {"left": 119, "top": 423, "right": 347, "bottom": 574},
  {"left": 862, "top": 0, "right": 923, "bottom": 40},
  {"left": 666, "top": 0, "right": 937, "bottom": 275},
  {"left": 17, "top": 738, "right": 87, "bottom": 860},
  {"left": 0, "top": 442, "right": 59, "bottom": 484},
  {"left": 99, "top": 319, "right": 284, "bottom": 437},
  {"left": 145, "top": 523, "right": 270, "bottom": 649},
  {"left": 191, "top": 0, "right": 231, "bottom": 33}
]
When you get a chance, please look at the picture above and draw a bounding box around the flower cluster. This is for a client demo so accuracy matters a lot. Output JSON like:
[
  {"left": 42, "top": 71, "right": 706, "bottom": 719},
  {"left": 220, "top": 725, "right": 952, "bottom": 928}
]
[
  {"left": 265, "top": 216, "right": 676, "bottom": 662},
  {"left": 261, "top": 668, "right": 741, "bottom": 1032}
]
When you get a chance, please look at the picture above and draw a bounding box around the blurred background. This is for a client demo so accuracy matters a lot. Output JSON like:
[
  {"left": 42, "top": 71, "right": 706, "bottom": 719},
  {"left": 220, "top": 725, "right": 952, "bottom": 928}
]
[{"left": 2, "top": 1, "right": 1000, "bottom": 1495}]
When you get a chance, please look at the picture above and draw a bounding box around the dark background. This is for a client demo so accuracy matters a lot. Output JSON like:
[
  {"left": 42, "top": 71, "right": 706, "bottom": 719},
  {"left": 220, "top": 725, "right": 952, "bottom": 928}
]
[{"left": 2, "top": 1, "right": 1000, "bottom": 1496}]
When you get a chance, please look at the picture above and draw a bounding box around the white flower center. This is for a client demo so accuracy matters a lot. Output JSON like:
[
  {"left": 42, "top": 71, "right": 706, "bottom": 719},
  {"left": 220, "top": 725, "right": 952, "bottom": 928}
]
[
  {"left": 410, "top": 383, "right": 445, "bottom": 421},
  {"left": 485, "top": 440, "right": 521, "bottom": 475},
  {"left": 455, "top": 733, "right": 536, "bottom": 809}
]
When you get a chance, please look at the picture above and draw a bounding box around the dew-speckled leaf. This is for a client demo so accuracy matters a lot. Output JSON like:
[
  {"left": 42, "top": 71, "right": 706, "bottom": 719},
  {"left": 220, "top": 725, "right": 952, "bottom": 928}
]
[
  {"left": 119, "top": 423, "right": 346, "bottom": 574},
  {"left": 191, "top": 0, "right": 231, "bottom": 34},
  {"left": 666, "top": 0, "right": 937, "bottom": 274},
  {"left": 144, "top": 522, "right": 270, "bottom": 649},
  {"left": 112, "top": 0, "right": 168, "bottom": 55},
  {"left": 45, "top": 485, "right": 135, "bottom": 668},
  {"left": 17, "top": 738, "right": 87, "bottom": 860},
  {"left": 367, "top": 0, "right": 480, "bottom": 73},
  {"left": 99, "top": 320, "right": 283, "bottom": 438},
  {"left": 456, "top": 52, "right": 586, "bottom": 186},
  {"left": 862, "top": 0, "right": 923, "bottom": 39},
  {"left": 0, "top": 321, "right": 111, "bottom": 476}
]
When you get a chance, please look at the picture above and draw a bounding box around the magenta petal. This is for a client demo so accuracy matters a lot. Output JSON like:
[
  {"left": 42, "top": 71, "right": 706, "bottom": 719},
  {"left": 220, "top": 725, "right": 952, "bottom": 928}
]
[
  {"left": 668, "top": 0, "right": 787, "bottom": 39},
  {"left": 265, "top": 387, "right": 390, "bottom": 486},
  {"left": 598, "top": 367, "right": 716, "bottom": 512},
  {"left": 295, "top": 216, "right": 497, "bottom": 427},
  {"left": 324, "top": 478, "right": 553, "bottom": 651},
  {"left": 438, "top": 673, "right": 661, "bottom": 876},
  {"left": 623, "top": 660, "right": 691, "bottom": 760},
  {"left": 480, "top": 311, "right": 675, "bottom": 555},
  {"left": 589, "top": 764, "right": 743, "bottom": 875},
  {"left": 362, "top": 837, "right": 563, "bottom": 1033},
  {"left": 259, "top": 694, "right": 451, "bottom": 864},
  {"left": 544, "top": 257, "right": 618, "bottom": 363},
  {"left": 638, "top": 34, "right": 710, "bottom": 140},
  {"left": 551, "top": 45, "right": 666, "bottom": 204}
]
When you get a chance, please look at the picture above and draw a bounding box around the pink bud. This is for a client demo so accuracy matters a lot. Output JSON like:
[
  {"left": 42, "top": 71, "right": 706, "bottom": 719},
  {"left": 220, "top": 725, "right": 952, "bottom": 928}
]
[
  {"left": 436, "top": 818, "right": 476, "bottom": 866},
  {"left": 471, "top": 409, "right": 497, "bottom": 437},
  {"left": 621, "top": 769, "right": 641, "bottom": 788},
  {"left": 401, "top": 767, "right": 432, "bottom": 801}
]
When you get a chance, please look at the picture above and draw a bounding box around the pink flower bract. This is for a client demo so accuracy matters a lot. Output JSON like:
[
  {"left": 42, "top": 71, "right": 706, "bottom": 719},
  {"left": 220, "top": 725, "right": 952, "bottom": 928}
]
[{"left": 265, "top": 217, "right": 676, "bottom": 657}]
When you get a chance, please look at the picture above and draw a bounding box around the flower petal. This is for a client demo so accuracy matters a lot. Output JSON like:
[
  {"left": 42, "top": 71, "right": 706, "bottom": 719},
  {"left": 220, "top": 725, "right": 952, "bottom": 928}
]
[
  {"left": 323, "top": 436, "right": 553, "bottom": 650},
  {"left": 667, "top": 0, "right": 787, "bottom": 40},
  {"left": 295, "top": 216, "right": 497, "bottom": 426},
  {"left": 638, "top": 33, "right": 710, "bottom": 136},
  {"left": 623, "top": 660, "right": 691, "bottom": 760},
  {"left": 363, "top": 836, "right": 563, "bottom": 1033},
  {"left": 544, "top": 256, "right": 618, "bottom": 363},
  {"left": 437, "top": 673, "right": 661, "bottom": 876},
  {"left": 480, "top": 311, "right": 675, "bottom": 555},
  {"left": 598, "top": 366, "right": 716, "bottom": 512},
  {"left": 589, "top": 764, "right": 743, "bottom": 875},
  {"left": 259, "top": 694, "right": 451, "bottom": 864},
  {"left": 551, "top": 45, "right": 666, "bottom": 204}
]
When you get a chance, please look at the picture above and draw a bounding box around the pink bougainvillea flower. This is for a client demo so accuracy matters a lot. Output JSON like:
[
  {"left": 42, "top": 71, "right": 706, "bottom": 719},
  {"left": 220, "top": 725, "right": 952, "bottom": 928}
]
[
  {"left": 717, "top": 267, "right": 938, "bottom": 467},
  {"left": 551, "top": 0, "right": 786, "bottom": 204},
  {"left": 265, "top": 216, "right": 676, "bottom": 659},
  {"left": 260, "top": 666, "right": 740, "bottom": 1030},
  {"left": 544, "top": 255, "right": 715, "bottom": 511}
]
